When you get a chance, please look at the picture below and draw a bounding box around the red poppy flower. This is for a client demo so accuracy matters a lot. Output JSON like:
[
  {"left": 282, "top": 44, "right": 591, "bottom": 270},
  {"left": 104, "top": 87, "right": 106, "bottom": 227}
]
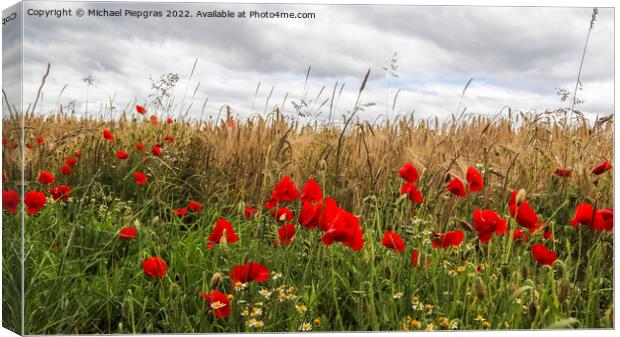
[
  {"left": 472, "top": 209, "right": 507, "bottom": 243},
  {"left": 229, "top": 262, "right": 270, "bottom": 284},
  {"left": 134, "top": 171, "right": 148, "bottom": 185},
  {"left": 142, "top": 256, "right": 167, "bottom": 278},
  {"left": 173, "top": 208, "right": 187, "bottom": 216},
  {"left": 509, "top": 191, "right": 541, "bottom": 232},
  {"left": 198, "top": 290, "right": 231, "bottom": 318},
  {"left": 36, "top": 137, "right": 45, "bottom": 144},
  {"left": 513, "top": 228, "right": 529, "bottom": 242},
  {"left": 2, "top": 190, "right": 19, "bottom": 214},
  {"left": 74, "top": 151, "right": 81, "bottom": 158},
  {"left": 24, "top": 191, "right": 46, "bottom": 215},
  {"left": 207, "top": 218, "right": 239, "bottom": 249},
  {"left": 65, "top": 157, "right": 78, "bottom": 168},
  {"left": 592, "top": 209, "right": 613, "bottom": 231},
  {"left": 264, "top": 198, "right": 277, "bottom": 210},
  {"left": 531, "top": 243, "right": 557, "bottom": 266},
  {"left": 411, "top": 249, "right": 420, "bottom": 267},
  {"left": 152, "top": 145, "right": 162, "bottom": 156},
  {"left": 136, "top": 105, "right": 146, "bottom": 115},
  {"left": 136, "top": 142, "right": 144, "bottom": 151},
  {"left": 270, "top": 176, "right": 299, "bottom": 202},
  {"left": 400, "top": 183, "right": 424, "bottom": 204},
  {"left": 381, "top": 230, "right": 405, "bottom": 253},
  {"left": 321, "top": 208, "right": 365, "bottom": 251},
  {"left": 466, "top": 167, "right": 484, "bottom": 192},
  {"left": 149, "top": 115, "right": 159, "bottom": 125},
  {"left": 278, "top": 223, "right": 296, "bottom": 245},
  {"left": 164, "top": 135, "right": 174, "bottom": 143},
  {"left": 446, "top": 177, "right": 466, "bottom": 197},
  {"left": 318, "top": 197, "right": 340, "bottom": 231},
  {"left": 299, "top": 201, "right": 322, "bottom": 229},
  {"left": 25, "top": 142, "right": 33, "bottom": 149},
  {"left": 300, "top": 178, "right": 322, "bottom": 203},
  {"left": 543, "top": 229, "right": 553, "bottom": 240},
  {"left": 119, "top": 226, "right": 138, "bottom": 240},
  {"left": 188, "top": 200, "right": 202, "bottom": 212},
  {"left": 592, "top": 160, "right": 612, "bottom": 175},
  {"left": 244, "top": 207, "right": 257, "bottom": 220},
  {"left": 274, "top": 207, "right": 294, "bottom": 222},
  {"left": 166, "top": 117, "right": 174, "bottom": 124},
  {"left": 60, "top": 164, "right": 72, "bottom": 176},
  {"left": 103, "top": 129, "right": 114, "bottom": 141},
  {"left": 38, "top": 171, "right": 55, "bottom": 185},
  {"left": 553, "top": 167, "right": 572, "bottom": 177},
  {"left": 431, "top": 230, "right": 464, "bottom": 249},
  {"left": 227, "top": 118, "right": 235, "bottom": 128},
  {"left": 48, "top": 185, "right": 71, "bottom": 201},
  {"left": 115, "top": 151, "right": 128, "bottom": 159},
  {"left": 398, "top": 163, "right": 419, "bottom": 184},
  {"left": 569, "top": 203, "right": 594, "bottom": 227}
]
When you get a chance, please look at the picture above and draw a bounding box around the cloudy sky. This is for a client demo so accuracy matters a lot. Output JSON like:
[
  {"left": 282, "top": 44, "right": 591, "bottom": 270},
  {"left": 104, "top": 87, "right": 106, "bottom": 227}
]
[{"left": 5, "top": 2, "right": 615, "bottom": 122}]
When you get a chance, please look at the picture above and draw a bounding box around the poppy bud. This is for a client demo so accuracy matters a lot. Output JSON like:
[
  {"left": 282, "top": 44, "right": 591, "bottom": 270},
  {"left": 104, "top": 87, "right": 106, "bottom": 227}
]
[
  {"left": 473, "top": 277, "right": 486, "bottom": 301},
  {"left": 527, "top": 302, "right": 537, "bottom": 321},
  {"left": 121, "top": 291, "right": 132, "bottom": 320},
  {"left": 520, "top": 264, "right": 530, "bottom": 280},
  {"left": 133, "top": 219, "right": 141, "bottom": 229},
  {"left": 556, "top": 279, "right": 571, "bottom": 304},
  {"left": 146, "top": 323, "right": 157, "bottom": 333},
  {"left": 515, "top": 189, "right": 526, "bottom": 206},
  {"left": 211, "top": 272, "right": 223, "bottom": 289},
  {"left": 220, "top": 229, "right": 229, "bottom": 248}
]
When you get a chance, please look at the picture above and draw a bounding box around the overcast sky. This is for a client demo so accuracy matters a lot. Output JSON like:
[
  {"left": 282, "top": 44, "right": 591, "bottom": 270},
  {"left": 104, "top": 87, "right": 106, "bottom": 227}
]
[{"left": 5, "top": 2, "right": 615, "bottom": 122}]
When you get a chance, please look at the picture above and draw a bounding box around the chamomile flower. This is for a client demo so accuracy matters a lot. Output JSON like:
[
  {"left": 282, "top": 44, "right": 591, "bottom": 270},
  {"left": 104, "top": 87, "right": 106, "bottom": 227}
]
[
  {"left": 272, "top": 272, "right": 283, "bottom": 280},
  {"left": 245, "top": 318, "right": 264, "bottom": 328},
  {"left": 299, "top": 322, "right": 312, "bottom": 332},
  {"left": 393, "top": 291, "right": 404, "bottom": 299},
  {"left": 258, "top": 289, "right": 273, "bottom": 299}
]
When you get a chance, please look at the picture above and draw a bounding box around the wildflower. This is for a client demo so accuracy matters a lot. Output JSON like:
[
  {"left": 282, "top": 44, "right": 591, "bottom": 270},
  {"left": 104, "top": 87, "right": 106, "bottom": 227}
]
[
  {"left": 411, "top": 319, "right": 421, "bottom": 329},
  {"left": 250, "top": 307, "right": 263, "bottom": 317},
  {"left": 321, "top": 207, "right": 365, "bottom": 251},
  {"left": 299, "top": 200, "right": 322, "bottom": 228},
  {"left": 271, "top": 271, "right": 282, "bottom": 280},
  {"left": 300, "top": 178, "right": 322, "bottom": 203},
  {"left": 431, "top": 230, "right": 464, "bottom": 249},
  {"left": 134, "top": 171, "right": 148, "bottom": 185},
  {"left": 270, "top": 176, "right": 299, "bottom": 202},
  {"left": 424, "top": 323, "right": 434, "bottom": 331},
  {"left": 164, "top": 135, "right": 173, "bottom": 143},
  {"left": 466, "top": 166, "right": 484, "bottom": 192},
  {"left": 474, "top": 314, "right": 485, "bottom": 321},
  {"left": 141, "top": 256, "right": 167, "bottom": 278},
  {"left": 400, "top": 183, "right": 424, "bottom": 204},
  {"left": 274, "top": 207, "right": 294, "bottom": 222},
  {"left": 513, "top": 228, "right": 530, "bottom": 242},
  {"left": 65, "top": 157, "right": 78, "bottom": 168},
  {"left": 482, "top": 320, "right": 490, "bottom": 329},
  {"left": 60, "top": 164, "right": 72, "bottom": 175},
  {"left": 151, "top": 144, "right": 162, "bottom": 156},
  {"left": 531, "top": 243, "right": 557, "bottom": 266},
  {"left": 103, "top": 129, "right": 114, "bottom": 141},
  {"left": 2, "top": 190, "right": 19, "bottom": 214},
  {"left": 136, "top": 142, "right": 144, "bottom": 151},
  {"left": 240, "top": 308, "right": 249, "bottom": 316},
  {"left": 188, "top": 200, "right": 203, "bottom": 212},
  {"left": 553, "top": 167, "right": 572, "bottom": 177},
  {"left": 244, "top": 207, "right": 257, "bottom": 220},
  {"left": 48, "top": 185, "right": 71, "bottom": 201},
  {"left": 226, "top": 118, "right": 235, "bottom": 128},
  {"left": 115, "top": 150, "right": 128, "bottom": 159},
  {"left": 149, "top": 115, "right": 159, "bottom": 125},
  {"left": 299, "top": 322, "right": 312, "bottom": 332},
  {"left": 136, "top": 105, "right": 146, "bottom": 114},
  {"left": 74, "top": 151, "right": 81, "bottom": 157},
  {"left": 258, "top": 289, "right": 272, "bottom": 299},
  {"left": 381, "top": 230, "right": 405, "bottom": 253},
  {"left": 245, "top": 318, "right": 264, "bottom": 328},
  {"left": 198, "top": 290, "right": 231, "bottom": 318},
  {"left": 592, "top": 160, "right": 612, "bottom": 175},
  {"left": 393, "top": 291, "right": 404, "bottom": 299},
  {"left": 447, "top": 176, "right": 467, "bottom": 197},
  {"left": 229, "top": 262, "right": 270, "bottom": 284},
  {"left": 119, "top": 226, "right": 138, "bottom": 240},
  {"left": 295, "top": 304, "right": 308, "bottom": 313},
  {"left": 24, "top": 191, "right": 46, "bottom": 215},
  {"left": 278, "top": 223, "right": 296, "bottom": 245},
  {"left": 173, "top": 208, "right": 187, "bottom": 216},
  {"left": 38, "top": 171, "right": 55, "bottom": 185},
  {"left": 544, "top": 229, "right": 553, "bottom": 240},
  {"left": 472, "top": 209, "right": 507, "bottom": 243},
  {"left": 411, "top": 249, "right": 420, "bottom": 267},
  {"left": 509, "top": 190, "right": 541, "bottom": 232},
  {"left": 570, "top": 203, "right": 613, "bottom": 231},
  {"left": 398, "top": 163, "right": 419, "bottom": 183},
  {"left": 207, "top": 218, "right": 239, "bottom": 249},
  {"left": 234, "top": 281, "right": 248, "bottom": 291},
  {"left": 313, "top": 318, "right": 321, "bottom": 325},
  {"left": 166, "top": 117, "right": 174, "bottom": 124},
  {"left": 211, "top": 272, "right": 223, "bottom": 288},
  {"left": 424, "top": 304, "right": 433, "bottom": 315},
  {"left": 25, "top": 142, "right": 33, "bottom": 149},
  {"left": 36, "top": 137, "right": 45, "bottom": 144}
]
